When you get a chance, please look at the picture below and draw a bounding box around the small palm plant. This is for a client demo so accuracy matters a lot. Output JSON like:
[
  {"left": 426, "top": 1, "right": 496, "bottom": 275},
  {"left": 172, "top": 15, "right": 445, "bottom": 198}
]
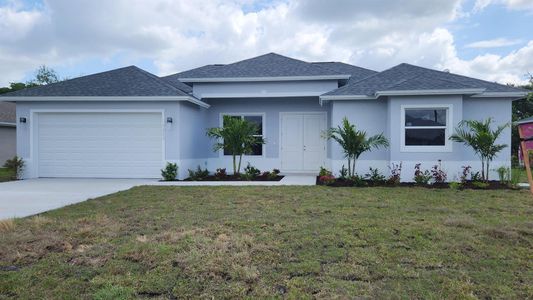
[
  {"left": 324, "top": 117, "right": 389, "bottom": 177},
  {"left": 449, "top": 118, "right": 509, "bottom": 181},
  {"left": 207, "top": 116, "right": 265, "bottom": 175}
]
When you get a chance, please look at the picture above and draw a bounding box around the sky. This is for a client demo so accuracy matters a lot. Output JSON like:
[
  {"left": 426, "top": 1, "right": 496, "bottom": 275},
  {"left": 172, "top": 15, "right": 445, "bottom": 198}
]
[{"left": 0, "top": 0, "right": 532, "bottom": 87}]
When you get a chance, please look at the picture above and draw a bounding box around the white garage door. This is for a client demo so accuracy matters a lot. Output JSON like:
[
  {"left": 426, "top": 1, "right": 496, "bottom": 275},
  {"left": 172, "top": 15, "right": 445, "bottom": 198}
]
[{"left": 37, "top": 112, "right": 164, "bottom": 178}]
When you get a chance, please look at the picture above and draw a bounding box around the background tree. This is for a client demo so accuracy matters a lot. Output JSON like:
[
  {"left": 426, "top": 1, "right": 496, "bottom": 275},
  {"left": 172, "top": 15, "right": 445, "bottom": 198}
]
[
  {"left": 324, "top": 117, "right": 389, "bottom": 177},
  {"left": 28, "top": 65, "right": 60, "bottom": 85},
  {"left": 450, "top": 118, "right": 509, "bottom": 181},
  {"left": 0, "top": 65, "right": 60, "bottom": 95},
  {"left": 206, "top": 116, "right": 265, "bottom": 175}
]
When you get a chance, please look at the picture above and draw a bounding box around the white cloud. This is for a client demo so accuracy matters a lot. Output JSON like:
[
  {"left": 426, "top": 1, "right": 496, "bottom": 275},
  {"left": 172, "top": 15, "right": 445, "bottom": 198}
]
[
  {"left": 474, "top": 0, "right": 533, "bottom": 12},
  {"left": 0, "top": 0, "right": 530, "bottom": 87},
  {"left": 465, "top": 38, "right": 523, "bottom": 48},
  {"left": 446, "top": 41, "right": 533, "bottom": 85}
]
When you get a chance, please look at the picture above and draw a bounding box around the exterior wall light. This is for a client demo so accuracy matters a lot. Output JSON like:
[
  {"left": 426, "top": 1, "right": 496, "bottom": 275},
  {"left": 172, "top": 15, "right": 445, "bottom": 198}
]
[
  {"left": 19, "top": 117, "right": 27, "bottom": 123},
  {"left": 166, "top": 117, "right": 173, "bottom": 123}
]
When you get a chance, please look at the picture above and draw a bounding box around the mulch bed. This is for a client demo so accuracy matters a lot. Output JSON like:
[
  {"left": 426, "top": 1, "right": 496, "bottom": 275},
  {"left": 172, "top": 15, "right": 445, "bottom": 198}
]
[
  {"left": 316, "top": 177, "right": 519, "bottom": 190},
  {"left": 184, "top": 175, "right": 284, "bottom": 181},
  {"left": 160, "top": 175, "right": 284, "bottom": 182}
]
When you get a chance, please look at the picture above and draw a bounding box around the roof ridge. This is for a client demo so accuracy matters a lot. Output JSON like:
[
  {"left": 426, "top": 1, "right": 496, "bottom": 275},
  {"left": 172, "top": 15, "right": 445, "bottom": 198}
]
[
  {"left": 311, "top": 61, "right": 378, "bottom": 73},
  {"left": 131, "top": 66, "right": 189, "bottom": 96},
  {"left": 229, "top": 52, "right": 351, "bottom": 75}
]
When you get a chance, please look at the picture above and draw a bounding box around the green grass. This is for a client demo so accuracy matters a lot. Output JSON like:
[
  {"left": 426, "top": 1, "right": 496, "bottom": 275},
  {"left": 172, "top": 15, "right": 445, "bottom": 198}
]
[
  {"left": 0, "top": 168, "right": 14, "bottom": 182},
  {"left": 1, "top": 186, "right": 532, "bottom": 298}
]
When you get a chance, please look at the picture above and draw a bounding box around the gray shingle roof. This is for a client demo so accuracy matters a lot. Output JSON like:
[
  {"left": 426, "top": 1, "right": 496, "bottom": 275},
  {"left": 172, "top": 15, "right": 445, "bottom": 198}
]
[
  {"left": 311, "top": 62, "right": 377, "bottom": 82},
  {"left": 0, "top": 102, "right": 16, "bottom": 124},
  {"left": 176, "top": 53, "right": 349, "bottom": 80},
  {"left": 1, "top": 66, "right": 190, "bottom": 97},
  {"left": 160, "top": 77, "right": 193, "bottom": 94},
  {"left": 167, "top": 64, "right": 226, "bottom": 79},
  {"left": 324, "top": 63, "right": 526, "bottom": 96}
]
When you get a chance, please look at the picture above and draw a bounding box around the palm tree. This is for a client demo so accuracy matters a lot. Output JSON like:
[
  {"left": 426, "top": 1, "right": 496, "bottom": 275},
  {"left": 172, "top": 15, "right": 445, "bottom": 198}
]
[
  {"left": 206, "top": 116, "right": 265, "bottom": 175},
  {"left": 449, "top": 118, "right": 509, "bottom": 181},
  {"left": 324, "top": 117, "right": 389, "bottom": 177}
]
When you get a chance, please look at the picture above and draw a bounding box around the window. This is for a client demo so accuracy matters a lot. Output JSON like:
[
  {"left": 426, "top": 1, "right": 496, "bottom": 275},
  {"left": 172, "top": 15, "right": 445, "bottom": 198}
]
[
  {"left": 401, "top": 106, "right": 452, "bottom": 152},
  {"left": 222, "top": 114, "right": 264, "bottom": 156}
]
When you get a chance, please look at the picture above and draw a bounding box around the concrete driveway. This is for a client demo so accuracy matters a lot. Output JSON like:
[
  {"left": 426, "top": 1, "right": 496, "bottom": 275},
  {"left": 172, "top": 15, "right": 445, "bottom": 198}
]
[{"left": 0, "top": 178, "right": 150, "bottom": 220}]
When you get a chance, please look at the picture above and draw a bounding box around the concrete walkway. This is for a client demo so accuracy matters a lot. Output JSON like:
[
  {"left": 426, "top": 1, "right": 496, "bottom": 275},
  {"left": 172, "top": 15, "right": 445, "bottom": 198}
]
[
  {"left": 0, "top": 178, "right": 147, "bottom": 220},
  {"left": 0, "top": 175, "right": 316, "bottom": 220}
]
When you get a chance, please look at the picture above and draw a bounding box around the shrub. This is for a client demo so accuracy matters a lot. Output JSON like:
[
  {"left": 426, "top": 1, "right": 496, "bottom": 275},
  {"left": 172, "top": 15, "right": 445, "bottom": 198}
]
[
  {"left": 339, "top": 165, "right": 348, "bottom": 179},
  {"left": 3, "top": 156, "right": 24, "bottom": 180},
  {"left": 413, "top": 163, "right": 431, "bottom": 185},
  {"left": 449, "top": 182, "right": 462, "bottom": 190},
  {"left": 472, "top": 181, "right": 489, "bottom": 189},
  {"left": 460, "top": 165, "right": 471, "bottom": 183},
  {"left": 365, "top": 167, "right": 385, "bottom": 183},
  {"left": 319, "top": 175, "right": 336, "bottom": 185},
  {"left": 241, "top": 163, "right": 260, "bottom": 181},
  {"left": 161, "top": 162, "right": 178, "bottom": 181},
  {"left": 471, "top": 171, "right": 482, "bottom": 182},
  {"left": 495, "top": 166, "right": 510, "bottom": 184},
  {"left": 319, "top": 167, "right": 332, "bottom": 177},
  {"left": 431, "top": 160, "right": 447, "bottom": 183},
  {"left": 510, "top": 169, "right": 521, "bottom": 187},
  {"left": 349, "top": 174, "right": 367, "bottom": 187},
  {"left": 244, "top": 163, "right": 260, "bottom": 177},
  {"left": 262, "top": 169, "right": 280, "bottom": 180},
  {"left": 387, "top": 162, "right": 402, "bottom": 185},
  {"left": 188, "top": 166, "right": 209, "bottom": 181},
  {"left": 214, "top": 168, "right": 227, "bottom": 180}
]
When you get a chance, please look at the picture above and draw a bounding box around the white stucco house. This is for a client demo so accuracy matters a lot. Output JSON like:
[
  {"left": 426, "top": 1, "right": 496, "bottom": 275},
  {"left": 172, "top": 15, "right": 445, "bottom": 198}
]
[{"left": 0, "top": 53, "right": 528, "bottom": 180}]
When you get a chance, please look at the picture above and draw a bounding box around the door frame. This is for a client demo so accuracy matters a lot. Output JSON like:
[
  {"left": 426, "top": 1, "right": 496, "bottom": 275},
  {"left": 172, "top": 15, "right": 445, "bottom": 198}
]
[
  {"left": 279, "top": 111, "right": 327, "bottom": 172},
  {"left": 30, "top": 109, "right": 166, "bottom": 178}
]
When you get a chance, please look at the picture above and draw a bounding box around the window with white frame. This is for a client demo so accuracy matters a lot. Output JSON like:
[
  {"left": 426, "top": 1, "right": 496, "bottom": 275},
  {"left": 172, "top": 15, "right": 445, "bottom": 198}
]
[
  {"left": 401, "top": 106, "right": 451, "bottom": 152},
  {"left": 222, "top": 114, "right": 264, "bottom": 156}
]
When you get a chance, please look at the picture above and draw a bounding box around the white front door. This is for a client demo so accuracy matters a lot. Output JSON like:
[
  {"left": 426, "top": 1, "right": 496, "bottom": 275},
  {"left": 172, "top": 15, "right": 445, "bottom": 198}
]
[{"left": 281, "top": 113, "right": 326, "bottom": 172}]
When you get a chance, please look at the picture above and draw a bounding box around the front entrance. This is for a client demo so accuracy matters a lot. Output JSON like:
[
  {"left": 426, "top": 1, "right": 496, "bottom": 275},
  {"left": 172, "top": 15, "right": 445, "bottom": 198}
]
[{"left": 280, "top": 112, "right": 326, "bottom": 172}]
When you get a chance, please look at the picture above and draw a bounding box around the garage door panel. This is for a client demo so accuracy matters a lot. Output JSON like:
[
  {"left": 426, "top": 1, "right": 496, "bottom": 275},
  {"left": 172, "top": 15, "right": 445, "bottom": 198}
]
[{"left": 37, "top": 112, "right": 164, "bottom": 178}]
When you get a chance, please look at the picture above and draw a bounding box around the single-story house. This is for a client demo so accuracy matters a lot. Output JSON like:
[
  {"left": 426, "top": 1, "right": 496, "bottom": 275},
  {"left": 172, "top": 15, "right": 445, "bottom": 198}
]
[
  {"left": 0, "top": 53, "right": 528, "bottom": 180},
  {"left": 0, "top": 102, "right": 16, "bottom": 165}
]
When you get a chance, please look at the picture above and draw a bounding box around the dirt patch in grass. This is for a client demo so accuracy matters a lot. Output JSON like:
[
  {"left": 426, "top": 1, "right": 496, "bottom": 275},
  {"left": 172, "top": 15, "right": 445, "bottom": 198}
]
[{"left": 1, "top": 186, "right": 532, "bottom": 298}]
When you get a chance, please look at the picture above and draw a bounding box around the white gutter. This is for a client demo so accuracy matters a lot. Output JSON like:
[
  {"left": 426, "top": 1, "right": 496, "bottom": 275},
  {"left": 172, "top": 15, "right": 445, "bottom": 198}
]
[
  {"left": 0, "top": 122, "right": 16, "bottom": 128},
  {"left": 470, "top": 92, "right": 529, "bottom": 98},
  {"left": 0, "top": 96, "right": 210, "bottom": 108},
  {"left": 179, "top": 75, "right": 351, "bottom": 83},
  {"left": 375, "top": 88, "right": 486, "bottom": 96},
  {"left": 319, "top": 88, "right": 529, "bottom": 102},
  {"left": 319, "top": 95, "right": 376, "bottom": 101}
]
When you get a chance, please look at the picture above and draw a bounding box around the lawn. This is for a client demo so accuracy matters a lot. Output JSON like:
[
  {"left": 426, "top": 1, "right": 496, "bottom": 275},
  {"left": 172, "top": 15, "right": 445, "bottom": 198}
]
[
  {"left": 0, "top": 168, "right": 14, "bottom": 182},
  {"left": 1, "top": 186, "right": 532, "bottom": 299}
]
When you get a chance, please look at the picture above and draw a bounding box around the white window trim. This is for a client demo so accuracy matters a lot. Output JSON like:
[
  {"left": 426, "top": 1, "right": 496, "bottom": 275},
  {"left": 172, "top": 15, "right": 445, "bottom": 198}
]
[
  {"left": 400, "top": 104, "right": 453, "bottom": 153},
  {"left": 218, "top": 112, "right": 266, "bottom": 158}
]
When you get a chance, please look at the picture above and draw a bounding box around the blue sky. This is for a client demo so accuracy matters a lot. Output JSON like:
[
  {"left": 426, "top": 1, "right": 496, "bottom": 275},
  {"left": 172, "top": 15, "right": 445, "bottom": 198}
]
[{"left": 0, "top": 0, "right": 532, "bottom": 86}]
